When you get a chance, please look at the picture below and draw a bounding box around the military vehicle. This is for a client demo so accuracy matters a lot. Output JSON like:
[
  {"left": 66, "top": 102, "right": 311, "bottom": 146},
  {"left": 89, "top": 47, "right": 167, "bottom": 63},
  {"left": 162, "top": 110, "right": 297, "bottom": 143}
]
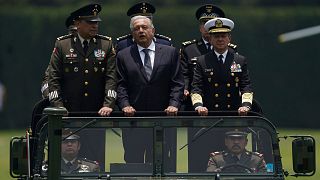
[{"left": 10, "top": 99, "right": 315, "bottom": 179}]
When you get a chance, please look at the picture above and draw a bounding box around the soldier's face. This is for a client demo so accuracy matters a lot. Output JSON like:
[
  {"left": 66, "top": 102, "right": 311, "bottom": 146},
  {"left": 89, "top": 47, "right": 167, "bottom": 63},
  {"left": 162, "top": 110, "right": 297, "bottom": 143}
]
[
  {"left": 131, "top": 18, "right": 155, "bottom": 48},
  {"left": 225, "top": 136, "right": 247, "bottom": 155},
  {"left": 61, "top": 139, "right": 81, "bottom": 160},
  {"left": 76, "top": 20, "right": 99, "bottom": 39},
  {"left": 210, "top": 32, "right": 231, "bottom": 53},
  {"left": 199, "top": 23, "right": 210, "bottom": 41}
]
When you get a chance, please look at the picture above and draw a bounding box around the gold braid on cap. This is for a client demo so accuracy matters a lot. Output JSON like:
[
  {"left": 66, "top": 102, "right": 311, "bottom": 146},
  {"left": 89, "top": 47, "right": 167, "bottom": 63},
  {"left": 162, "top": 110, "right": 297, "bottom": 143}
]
[
  {"left": 242, "top": 92, "right": 253, "bottom": 104},
  {"left": 191, "top": 93, "right": 203, "bottom": 105}
]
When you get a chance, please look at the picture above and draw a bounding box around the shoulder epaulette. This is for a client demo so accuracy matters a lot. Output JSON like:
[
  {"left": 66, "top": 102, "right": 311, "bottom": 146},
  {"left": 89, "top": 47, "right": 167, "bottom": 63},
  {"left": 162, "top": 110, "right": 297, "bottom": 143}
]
[
  {"left": 96, "top": 34, "right": 112, "bottom": 41},
  {"left": 210, "top": 151, "right": 222, "bottom": 156},
  {"left": 116, "top": 34, "right": 131, "bottom": 41},
  {"left": 56, "top": 34, "right": 73, "bottom": 41},
  {"left": 182, "top": 39, "right": 197, "bottom": 46},
  {"left": 228, "top": 43, "right": 238, "bottom": 50},
  {"left": 252, "top": 151, "right": 264, "bottom": 158},
  {"left": 155, "top": 33, "right": 171, "bottom": 41},
  {"left": 81, "top": 158, "right": 99, "bottom": 165}
]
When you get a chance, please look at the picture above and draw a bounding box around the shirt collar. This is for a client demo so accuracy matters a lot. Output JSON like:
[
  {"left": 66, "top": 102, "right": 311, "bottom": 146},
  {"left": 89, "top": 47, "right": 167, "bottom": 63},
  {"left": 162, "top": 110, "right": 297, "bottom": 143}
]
[
  {"left": 214, "top": 49, "right": 228, "bottom": 59},
  {"left": 78, "top": 34, "right": 90, "bottom": 45},
  {"left": 137, "top": 41, "right": 156, "bottom": 52},
  {"left": 62, "top": 157, "right": 76, "bottom": 164}
]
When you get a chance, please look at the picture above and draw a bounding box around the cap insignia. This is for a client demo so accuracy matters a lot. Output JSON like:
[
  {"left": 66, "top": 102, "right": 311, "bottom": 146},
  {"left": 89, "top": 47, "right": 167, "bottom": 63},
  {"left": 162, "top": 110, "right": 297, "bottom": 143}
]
[{"left": 215, "top": 19, "right": 223, "bottom": 28}]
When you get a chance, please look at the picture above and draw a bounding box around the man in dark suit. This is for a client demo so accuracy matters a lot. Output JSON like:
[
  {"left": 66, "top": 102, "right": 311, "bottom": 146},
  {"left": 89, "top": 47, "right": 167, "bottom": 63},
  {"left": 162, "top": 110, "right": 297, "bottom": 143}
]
[
  {"left": 48, "top": 4, "right": 117, "bottom": 170},
  {"left": 116, "top": 16, "right": 184, "bottom": 172},
  {"left": 115, "top": 2, "right": 172, "bottom": 53},
  {"left": 189, "top": 17, "right": 253, "bottom": 172}
]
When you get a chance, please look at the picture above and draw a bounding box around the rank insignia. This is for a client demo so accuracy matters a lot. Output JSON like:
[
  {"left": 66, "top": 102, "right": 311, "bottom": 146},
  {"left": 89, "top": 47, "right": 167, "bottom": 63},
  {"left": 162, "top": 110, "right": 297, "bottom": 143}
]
[
  {"left": 101, "top": 67, "right": 105, "bottom": 72},
  {"left": 230, "top": 62, "right": 242, "bottom": 72},
  {"left": 235, "top": 77, "right": 239, "bottom": 82},
  {"left": 94, "top": 49, "right": 106, "bottom": 60},
  {"left": 94, "top": 67, "right": 98, "bottom": 72}
]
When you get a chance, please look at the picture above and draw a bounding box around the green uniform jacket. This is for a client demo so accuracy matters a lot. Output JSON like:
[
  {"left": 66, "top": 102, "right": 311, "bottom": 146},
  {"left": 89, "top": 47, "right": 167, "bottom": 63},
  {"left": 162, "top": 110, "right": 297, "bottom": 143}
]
[
  {"left": 207, "top": 150, "right": 267, "bottom": 173},
  {"left": 48, "top": 34, "right": 117, "bottom": 111}
]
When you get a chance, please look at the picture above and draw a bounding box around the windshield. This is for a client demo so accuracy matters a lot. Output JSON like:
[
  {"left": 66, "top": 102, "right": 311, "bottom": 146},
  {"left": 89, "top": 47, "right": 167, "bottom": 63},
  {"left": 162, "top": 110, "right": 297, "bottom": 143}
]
[{"left": 37, "top": 115, "right": 281, "bottom": 179}]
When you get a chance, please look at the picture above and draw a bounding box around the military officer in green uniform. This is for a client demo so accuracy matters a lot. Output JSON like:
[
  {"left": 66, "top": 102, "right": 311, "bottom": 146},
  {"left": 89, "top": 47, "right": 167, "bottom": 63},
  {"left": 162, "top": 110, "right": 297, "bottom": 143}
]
[
  {"left": 207, "top": 129, "right": 267, "bottom": 173},
  {"left": 41, "top": 14, "right": 77, "bottom": 99},
  {"left": 115, "top": 2, "right": 172, "bottom": 53},
  {"left": 42, "top": 129, "right": 100, "bottom": 174},
  {"left": 47, "top": 4, "right": 117, "bottom": 170}
]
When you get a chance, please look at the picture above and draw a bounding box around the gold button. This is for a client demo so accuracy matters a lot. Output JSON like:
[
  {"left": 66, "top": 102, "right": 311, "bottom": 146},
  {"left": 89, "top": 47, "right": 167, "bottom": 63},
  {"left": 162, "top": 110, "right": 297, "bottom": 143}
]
[
  {"left": 84, "top": 93, "right": 88, "bottom": 97},
  {"left": 227, "top": 83, "right": 230, "bottom": 87},
  {"left": 85, "top": 70, "right": 89, "bottom": 73},
  {"left": 231, "top": 73, "right": 234, "bottom": 76},
  {"left": 227, "top": 105, "right": 231, "bottom": 108},
  {"left": 85, "top": 58, "right": 89, "bottom": 62},
  {"left": 215, "top": 104, "right": 219, "bottom": 108},
  {"left": 227, "top": 94, "right": 231, "bottom": 97},
  {"left": 84, "top": 81, "right": 88, "bottom": 85},
  {"left": 215, "top": 94, "right": 219, "bottom": 97},
  {"left": 235, "top": 83, "right": 238, "bottom": 87},
  {"left": 214, "top": 83, "right": 219, "bottom": 87}
]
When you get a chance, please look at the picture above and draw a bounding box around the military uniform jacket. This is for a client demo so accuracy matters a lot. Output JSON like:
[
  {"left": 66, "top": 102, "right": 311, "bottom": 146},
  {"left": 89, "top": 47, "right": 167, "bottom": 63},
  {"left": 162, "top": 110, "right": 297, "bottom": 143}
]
[
  {"left": 191, "top": 48, "right": 252, "bottom": 110},
  {"left": 115, "top": 34, "right": 172, "bottom": 53},
  {"left": 48, "top": 34, "right": 117, "bottom": 111},
  {"left": 207, "top": 151, "right": 267, "bottom": 173},
  {"left": 61, "top": 158, "right": 100, "bottom": 174},
  {"left": 180, "top": 38, "right": 211, "bottom": 91}
]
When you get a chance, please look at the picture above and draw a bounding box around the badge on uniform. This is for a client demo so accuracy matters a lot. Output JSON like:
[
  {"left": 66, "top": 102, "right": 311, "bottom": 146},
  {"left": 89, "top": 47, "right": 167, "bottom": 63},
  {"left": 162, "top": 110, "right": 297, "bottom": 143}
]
[
  {"left": 204, "top": 68, "right": 214, "bottom": 82},
  {"left": 78, "top": 164, "right": 90, "bottom": 173},
  {"left": 230, "top": 62, "right": 242, "bottom": 72},
  {"left": 94, "top": 49, "right": 106, "bottom": 60},
  {"left": 66, "top": 49, "right": 78, "bottom": 59}
]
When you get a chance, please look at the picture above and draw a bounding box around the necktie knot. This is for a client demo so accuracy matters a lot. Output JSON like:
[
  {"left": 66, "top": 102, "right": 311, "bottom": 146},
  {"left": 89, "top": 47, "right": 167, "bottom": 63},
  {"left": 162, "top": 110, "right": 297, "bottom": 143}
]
[
  {"left": 83, "top": 40, "right": 89, "bottom": 53},
  {"left": 206, "top": 42, "right": 211, "bottom": 50},
  {"left": 218, "top": 54, "right": 224, "bottom": 64}
]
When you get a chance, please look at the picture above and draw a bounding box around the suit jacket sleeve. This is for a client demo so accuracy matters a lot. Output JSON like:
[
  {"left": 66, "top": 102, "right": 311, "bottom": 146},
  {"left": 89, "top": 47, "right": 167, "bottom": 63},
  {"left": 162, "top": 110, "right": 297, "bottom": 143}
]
[
  {"left": 116, "top": 52, "right": 130, "bottom": 109},
  {"left": 190, "top": 57, "right": 204, "bottom": 107},
  {"left": 103, "top": 41, "right": 117, "bottom": 108},
  {"left": 179, "top": 47, "right": 190, "bottom": 91},
  {"left": 48, "top": 40, "right": 64, "bottom": 107},
  {"left": 168, "top": 48, "right": 184, "bottom": 108}
]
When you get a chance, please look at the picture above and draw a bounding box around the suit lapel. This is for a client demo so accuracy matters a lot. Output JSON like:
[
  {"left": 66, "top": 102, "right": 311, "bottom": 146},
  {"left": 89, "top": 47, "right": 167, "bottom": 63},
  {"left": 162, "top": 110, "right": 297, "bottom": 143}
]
[
  {"left": 224, "top": 50, "right": 234, "bottom": 72},
  {"left": 150, "top": 44, "right": 163, "bottom": 81},
  {"left": 130, "top": 45, "right": 149, "bottom": 81}
]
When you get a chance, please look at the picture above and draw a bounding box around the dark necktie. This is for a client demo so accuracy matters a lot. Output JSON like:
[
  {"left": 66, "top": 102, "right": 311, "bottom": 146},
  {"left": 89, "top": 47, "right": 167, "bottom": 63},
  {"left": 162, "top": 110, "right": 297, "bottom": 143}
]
[
  {"left": 218, "top": 54, "right": 224, "bottom": 64},
  {"left": 66, "top": 161, "right": 73, "bottom": 171},
  {"left": 206, "top": 42, "right": 211, "bottom": 51},
  {"left": 83, "top": 40, "right": 88, "bottom": 54},
  {"left": 142, "top": 49, "right": 152, "bottom": 80}
]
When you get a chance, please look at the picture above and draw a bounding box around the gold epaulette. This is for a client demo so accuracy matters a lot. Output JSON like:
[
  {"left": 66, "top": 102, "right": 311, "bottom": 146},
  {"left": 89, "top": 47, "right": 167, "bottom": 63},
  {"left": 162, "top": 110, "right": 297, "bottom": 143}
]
[
  {"left": 155, "top": 33, "right": 172, "bottom": 41},
  {"left": 210, "top": 151, "right": 222, "bottom": 156},
  {"left": 182, "top": 39, "right": 197, "bottom": 46},
  {"left": 116, "top": 34, "right": 131, "bottom": 41},
  {"left": 228, "top": 43, "right": 238, "bottom": 50},
  {"left": 56, "top": 34, "right": 73, "bottom": 41},
  {"left": 252, "top": 151, "right": 264, "bottom": 158},
  {"left": 80, "top": 158, "right": 99, "bottom": 165},
  {"left": 96, "top": 34, "right": 112, "bottom": 41}
]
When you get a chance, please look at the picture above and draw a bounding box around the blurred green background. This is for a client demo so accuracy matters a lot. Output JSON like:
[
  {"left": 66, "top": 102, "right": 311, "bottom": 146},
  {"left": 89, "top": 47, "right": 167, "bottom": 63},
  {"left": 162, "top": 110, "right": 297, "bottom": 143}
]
[{"left": 1, "top": 0, "right": 320, "bottom": 129}]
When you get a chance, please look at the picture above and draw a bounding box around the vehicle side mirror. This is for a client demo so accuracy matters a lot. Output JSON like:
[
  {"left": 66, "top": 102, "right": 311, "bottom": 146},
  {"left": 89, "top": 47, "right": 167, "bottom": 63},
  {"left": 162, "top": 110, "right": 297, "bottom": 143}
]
[
  {"left": 10, "top": 137, "right": 28, "bottom": 178},
  {"left": 292, "top": 136, "right": 316, "bottom": 175}
]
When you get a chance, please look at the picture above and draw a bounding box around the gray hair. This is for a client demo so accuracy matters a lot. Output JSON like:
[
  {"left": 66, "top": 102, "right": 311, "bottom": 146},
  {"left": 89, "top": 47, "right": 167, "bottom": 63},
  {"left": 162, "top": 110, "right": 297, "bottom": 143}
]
[{"left": 129, "top": 15, "right": 154, "bottom": 31}]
